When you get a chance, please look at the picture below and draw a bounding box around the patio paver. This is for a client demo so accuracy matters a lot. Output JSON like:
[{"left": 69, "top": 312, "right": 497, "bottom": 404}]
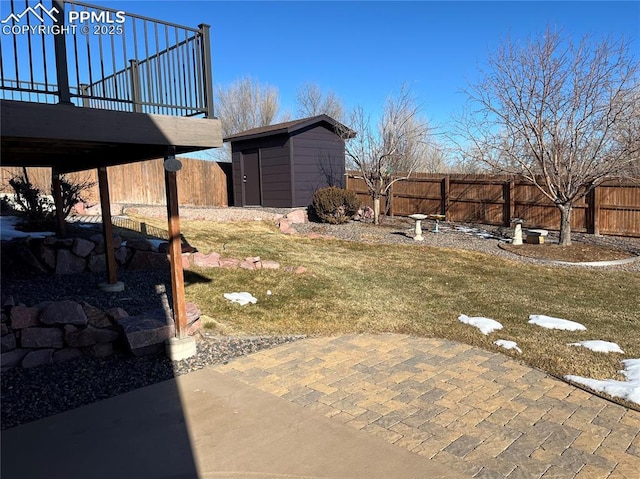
[{"left": 214, "top": 333, "right": 640, "bottom": 478}]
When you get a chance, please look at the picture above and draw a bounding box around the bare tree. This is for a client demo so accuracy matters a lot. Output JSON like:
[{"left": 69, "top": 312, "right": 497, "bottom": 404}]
[
  {"left": 456, "top": 28, "right": 640, "bottom": 245},
  {"left": 339, "top": 85, "right": 431, "bottom": 224},
  {"left": 208, "top": 77, "right": 282, "bottom": 162},
  {"left": 296, "top": 82, "right": 344, "bottom": 120},
  {"left": 217, "top": 76, "right": 280, "bottom": 135}
]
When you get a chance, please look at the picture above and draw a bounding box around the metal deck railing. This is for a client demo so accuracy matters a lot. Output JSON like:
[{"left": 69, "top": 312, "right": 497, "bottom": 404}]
[{"left": 0, "top": 0, "right": 214, "bottom": 117}]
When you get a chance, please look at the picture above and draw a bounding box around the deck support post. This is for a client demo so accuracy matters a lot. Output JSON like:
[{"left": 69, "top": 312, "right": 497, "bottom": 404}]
[
  {"left": 97, "top": 167, "right": 121, "bottom": 290},
  {"left": 164, "top": 149, "right": 188, "bottom": 339}
]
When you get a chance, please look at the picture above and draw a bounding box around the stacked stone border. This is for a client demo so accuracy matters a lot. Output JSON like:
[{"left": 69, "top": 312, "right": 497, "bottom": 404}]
[{"left": 0, "top": 296, "right": 203, "bottom": 370}]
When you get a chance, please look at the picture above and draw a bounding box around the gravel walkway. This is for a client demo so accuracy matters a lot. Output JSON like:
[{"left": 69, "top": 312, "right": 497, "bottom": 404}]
[{"left": 3, "top": 208, "right": 638, "bottom": 430}]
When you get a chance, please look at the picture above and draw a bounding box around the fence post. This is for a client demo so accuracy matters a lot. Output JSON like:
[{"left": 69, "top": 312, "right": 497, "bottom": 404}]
[
  {"left": 589, "top": 186, "right": 601, "bottom": 235},
  {"left": 441, "top": 176, "right": 450, "bottom": 217},
  {"left": 199, "top": 24, "right": 215, "bottom": 119},
  {"left": 389, "top": 177, "right": 395, "bottom": 217},
  {"left": 503, "top": 180, "right": 515, "bottom": 226},
  {"left": 53, "top": 1, "right": 72, "bottom": 105},
  {"left": 128, "top": 60, "right": 142, "bottom": 113}
]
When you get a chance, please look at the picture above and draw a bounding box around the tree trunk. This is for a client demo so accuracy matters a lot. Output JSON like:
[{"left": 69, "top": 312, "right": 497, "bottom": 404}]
[
  {"left": 373, "top": 196, "right": 381, "bottom": 225},
  {"left": 558, "top": 204, "right": 572, "bottom": 246}
]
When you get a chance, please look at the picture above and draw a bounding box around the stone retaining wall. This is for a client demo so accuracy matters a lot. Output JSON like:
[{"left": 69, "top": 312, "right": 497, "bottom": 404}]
[{"left": 0, "top": 296, "right": 202, "bottom": 369}]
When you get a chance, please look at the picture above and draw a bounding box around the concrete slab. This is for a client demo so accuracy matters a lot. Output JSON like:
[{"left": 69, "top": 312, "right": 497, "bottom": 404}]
[{"left": 1, "top": 367, "right": 468, "bottom": 479}]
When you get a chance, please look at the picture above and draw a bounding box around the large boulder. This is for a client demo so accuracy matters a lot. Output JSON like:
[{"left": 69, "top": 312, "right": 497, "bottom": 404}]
[
  {"left": 55, "top": 249, "right": 86, "bottom": 274},
  {"left": 21, "top": 327, "right": 64, "bottom": 348},
  {"left": 39, "top": 301, "right": 88, "bottom": 326},
  {"left": 10, "top": 306, "right": 40, "bottom": 329},
  {"left": 22, "top": 349, "right": 55, "bottom": 368},
  {"left": 119, "top": 309, "right": 175, "bottom": 356},
  {"left": 71, "top": 238, "right": 95, "bottom": 257}
]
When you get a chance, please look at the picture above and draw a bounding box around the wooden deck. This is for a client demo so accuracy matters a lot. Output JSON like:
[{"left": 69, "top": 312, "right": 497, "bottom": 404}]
[{"left": 1, "top": 99, "right": 222, "bottom": 173}]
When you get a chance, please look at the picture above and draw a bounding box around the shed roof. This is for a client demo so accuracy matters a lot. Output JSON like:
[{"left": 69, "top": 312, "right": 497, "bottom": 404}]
[{"left": 223, "top": 114, "right": 355, "bottom": 143}]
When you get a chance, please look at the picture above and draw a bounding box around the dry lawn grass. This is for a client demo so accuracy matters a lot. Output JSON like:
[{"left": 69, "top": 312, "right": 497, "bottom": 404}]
[{"left": 136, "top": 216, "right": 640, "bottom": 388}]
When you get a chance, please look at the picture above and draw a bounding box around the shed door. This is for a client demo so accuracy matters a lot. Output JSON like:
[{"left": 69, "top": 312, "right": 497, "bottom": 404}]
[{"left": 242, "top": 150, "right": 261, "bottom": 205}]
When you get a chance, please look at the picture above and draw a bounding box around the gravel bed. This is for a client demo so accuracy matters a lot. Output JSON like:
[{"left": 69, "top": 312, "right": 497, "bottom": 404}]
[
  {"left": 292, "top": 217, "right": 640, "bottom": 272},
  {"left": 1, "top": 334, "right": 304, "bottom": 430}
]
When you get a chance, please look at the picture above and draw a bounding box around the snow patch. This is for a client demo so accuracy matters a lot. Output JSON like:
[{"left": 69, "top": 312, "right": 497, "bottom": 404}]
[
  {"left": 528, "top": 314, "right": 586, "bottom": 331},
  {"left": 0, "top": 216, "right": 55, "bottom": 240},
  {"left": 568, "top": 340, "right": 624, "bottom": 354},
  {"left": 494, "top": 340, "right": 522, "bottom": 353},
  {"left": 224, "top": 292, "right": 258, "bottom": 306},
  {"left": 566, "top": 358, "right": 640, "bottom": 405},
  {"left": 458, "top": 314, "right": 503, "bottom": 335}
]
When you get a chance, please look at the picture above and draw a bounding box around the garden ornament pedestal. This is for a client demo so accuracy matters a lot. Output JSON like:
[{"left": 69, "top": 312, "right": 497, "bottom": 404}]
[
  {"left": 511, "top": 218, "right": 524, "bottom": 245},
  {"left": 428, "top": 214, "right": 446, "bottom": 233},
  {"left": 409, "top": 214, "right": 428, "bottom": 241}
]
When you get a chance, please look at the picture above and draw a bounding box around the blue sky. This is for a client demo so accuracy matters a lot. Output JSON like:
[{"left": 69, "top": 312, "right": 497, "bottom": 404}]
[
  {"left": 2, "top": 0, "right": 638, "bottom": 132},
  {"left": 70, "top": 0, "right": 639, "bottom": 132}
]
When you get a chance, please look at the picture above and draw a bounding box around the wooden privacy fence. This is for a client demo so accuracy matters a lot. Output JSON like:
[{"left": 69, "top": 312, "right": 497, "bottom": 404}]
[
  {"left": 1, "top": 158, "right": 231, "bottom": 208},
  {"left": 346, "top": 172, "right": 640, "bottom": 238}
]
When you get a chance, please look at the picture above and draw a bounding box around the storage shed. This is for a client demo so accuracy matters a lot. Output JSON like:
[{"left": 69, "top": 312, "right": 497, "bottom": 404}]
[{"left": 225, "top": 115, "right": 354, "bottom": 207}]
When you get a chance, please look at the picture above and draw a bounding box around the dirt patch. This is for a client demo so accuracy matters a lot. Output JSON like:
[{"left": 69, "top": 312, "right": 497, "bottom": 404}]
[{"left": 499, "top": 242, "right": 636, "bottom": 263}]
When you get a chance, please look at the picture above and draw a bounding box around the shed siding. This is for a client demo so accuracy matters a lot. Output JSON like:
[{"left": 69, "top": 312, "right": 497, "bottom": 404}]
[
  {"left": 231, "top": 151, "right": 243, "bottom": 206},
  {"left": 260, "top": 142, "right": 293, "bottom": 207},
  {"left": 291, "top": 125, "right": 345, "bottom": 206}
]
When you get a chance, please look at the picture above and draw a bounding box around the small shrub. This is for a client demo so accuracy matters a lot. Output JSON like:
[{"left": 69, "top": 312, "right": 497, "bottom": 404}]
[
  {"left": 311, "top": 187, "right": 360, "bottom": 224},
  {"left": 3, "top": 169, "right": 95, "bottom": 230}
]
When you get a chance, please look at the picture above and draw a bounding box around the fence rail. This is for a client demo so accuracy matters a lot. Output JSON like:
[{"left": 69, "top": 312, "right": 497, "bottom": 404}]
[
  {"left": 346, "top": 172, "right": 640, "bottom": 237},
  {"left": 1, "top": 0, "right": 214, "bottom": 117}
]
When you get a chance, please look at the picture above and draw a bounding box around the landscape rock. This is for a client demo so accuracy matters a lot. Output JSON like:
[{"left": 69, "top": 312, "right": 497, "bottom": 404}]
[
  {"left": 55, "top": 249, "right": 86, "bottom": 274},
  {"left": 53, "top": 348, "right": 83, "bottom": 363},
  {"left": 261, "top": 260, "right": 281, "bottom": 270},
  {"left": 1, "top": 349, "right": 29, "bottom": 370},
  {"left": 22, "top": 348, "right": 55, "bottom": 368},
  {"left": 1, "top": 332, "right": 16, "bottom": 352},
  {"left": 285, "top": 209, "right": 307, "bottom": 224},
  {"left": 39, "top": 301, "right": 88, "bottom": 326},
  {"left": 127, "top": 239, "right": 154, "bottom": 252},
  {"left": 192, "top": 252, "right": 221, "bottom": 268},
  {"left": 239, "top": 261, "right": 255, "bottom": 270},
  {"left": 81, "top": 342, "right": 113, "bottom": 358},
  {"left": 105, "top": 307, "right": 129, "bottom": 322},
  {"left": 187, "top": 318, "right": 202, "bottom": 336},
  {"left": 2, "top": 294, "right": 15, "bottom": 308},
  {"left": 43, "top": 236, "right": 58, "bottom": 246},
  {"left": 1, "top": 322, "right": 9, "bottom": 336},
  {"left": 21, "top": 327, "right": 64, "bottom": 348},
  {"left": 81, "top": 302, "right": 113, "bottom": 328},
  {"left": 10, "top": 306, "right": 40, "bottom": 329},
  {"left": 219, "top": 257, "right": 240, "bottom": 268},
  {"left": 17, "top": 243, "right": 47, "bottom": 272},
  {"left": 294, "top": 266, "right": 308, "bottom": 275},
  {"left": 185, "top": 303, "right": 201, "bottom": 324},
  {"left": 119, "top": 308, "right": 175, "bottom": 356},
  {"left": 128, "top": 250, "right": 169, "bottom": 270},
  {"left": 40, "top": 246, "right": 56, "bottom": 269},
  {"left": 72, "top": 238, "right": 95, "bottom": 257},
  {"left": 87, "top": 254, "right": 107, "bottom": 273},
  {"left": 181, "top": 254, "right": 191, "bottom": 270},
  {"left": 64, "top": 325, "right": 118, "bottom": 347},
  {"left": 115, "top": 246, "right": 130, "bottom": 264}
]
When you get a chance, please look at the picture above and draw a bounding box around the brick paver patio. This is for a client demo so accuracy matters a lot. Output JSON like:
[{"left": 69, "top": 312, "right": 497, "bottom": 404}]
[{"left": 214, "top": 334, "right": 640, "bottom": 478}]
